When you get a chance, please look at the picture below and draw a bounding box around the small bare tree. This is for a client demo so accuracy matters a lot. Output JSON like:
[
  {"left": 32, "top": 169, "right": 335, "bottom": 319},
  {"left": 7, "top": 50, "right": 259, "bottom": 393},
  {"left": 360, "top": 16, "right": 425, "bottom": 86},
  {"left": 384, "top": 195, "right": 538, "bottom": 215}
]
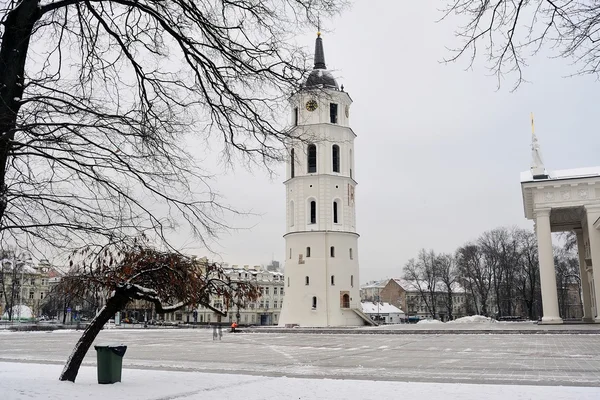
[
  {"left": 58, "top": 240, "right": 259, "bottom": 382},
  {"left": 403, "top": 249, "right": 441, "bottom": 319},
  {"left": 442, "top": 1, "right": 600, "bottom": 89}
]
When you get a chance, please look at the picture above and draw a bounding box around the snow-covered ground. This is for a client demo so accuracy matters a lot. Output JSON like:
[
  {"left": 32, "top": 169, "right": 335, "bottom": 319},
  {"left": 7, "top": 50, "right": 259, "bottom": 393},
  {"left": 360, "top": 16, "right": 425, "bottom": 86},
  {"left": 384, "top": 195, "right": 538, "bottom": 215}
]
[{"left": 1, "top": 362, "right": 599, "bottom": 400}]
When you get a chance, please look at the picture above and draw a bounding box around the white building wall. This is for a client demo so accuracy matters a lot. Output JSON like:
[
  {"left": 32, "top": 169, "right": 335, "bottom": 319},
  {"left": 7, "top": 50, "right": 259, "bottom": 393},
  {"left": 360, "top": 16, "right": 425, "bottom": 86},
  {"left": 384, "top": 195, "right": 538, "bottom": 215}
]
[{"left": 279, "top": 87, "right": 363, "bottom": 327}]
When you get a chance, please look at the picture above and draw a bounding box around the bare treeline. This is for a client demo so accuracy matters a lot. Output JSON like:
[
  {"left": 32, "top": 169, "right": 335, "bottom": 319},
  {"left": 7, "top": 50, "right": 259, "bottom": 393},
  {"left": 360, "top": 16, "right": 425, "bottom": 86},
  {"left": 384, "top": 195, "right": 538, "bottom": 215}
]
[{"left": 403, "top": 226, "right": 580, "bottom": 320}]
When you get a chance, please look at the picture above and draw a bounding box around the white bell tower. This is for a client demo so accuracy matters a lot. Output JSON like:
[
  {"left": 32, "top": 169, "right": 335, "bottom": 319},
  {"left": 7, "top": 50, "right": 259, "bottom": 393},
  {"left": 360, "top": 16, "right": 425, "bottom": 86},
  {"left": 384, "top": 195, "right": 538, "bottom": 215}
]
[{"left": 278, "top": 32, "right": 364, "bottom": 327}]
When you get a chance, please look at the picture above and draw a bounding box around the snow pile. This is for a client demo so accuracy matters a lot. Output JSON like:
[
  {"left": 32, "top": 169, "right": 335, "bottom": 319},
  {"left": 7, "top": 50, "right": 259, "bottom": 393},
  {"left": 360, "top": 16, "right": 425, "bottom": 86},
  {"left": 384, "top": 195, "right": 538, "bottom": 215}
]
[
  {"left": 1, "top": 305, "right": 34, "bottom": 320},
  {"left": 416, "top": 319, "right": 443, "bottom": 324},
  {"left": 448, "top": 315, "right": 493, "bottom": 324}
]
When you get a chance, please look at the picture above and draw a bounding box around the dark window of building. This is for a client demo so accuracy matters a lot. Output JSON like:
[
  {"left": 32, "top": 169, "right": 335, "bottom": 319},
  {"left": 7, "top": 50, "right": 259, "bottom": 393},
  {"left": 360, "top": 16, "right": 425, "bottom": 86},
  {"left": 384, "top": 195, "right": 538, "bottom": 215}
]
[
  {"left": 351, "top": 275, "right": 354, "bottom": 287},
  {"left": 349, "top": 248, "right": 353, "bottom": 259},
  {"left": 333, "top": 201, "right": 339, "bottom": 224},
  {"left": 290, "top": 148, "right": 295, "bottom": 178},
  {"left": 312, "top": 296, "right": 317, "bottom": 309},
  {"left": 330, "top": 246, "right": 335, "bottom": 257},
  {"left": 307, "top": 144, "right": 317, "bottom": 173},
  {"left": 306, "top": 247, "right": 311, "bottom": 257},
  {"left": 332, "top": 144, "right": 340, "bottom": 172},
  {"left": 294, "top": 107, "right": 299, "bottom": 126},
  {"left": 342, "top": 293, "right": 350, "bottom": 308},
  {"left": 305, "top": 276, "right": 310, "bottom": 286},
  {"left": 331, "top": 275, "right": 335, "bottom": 286},
  {"left": 330, "top": 103, "right": 338, "bottom": 124},
  {"left": 310, "top": 200, "right": 316, "bottom": 224}
]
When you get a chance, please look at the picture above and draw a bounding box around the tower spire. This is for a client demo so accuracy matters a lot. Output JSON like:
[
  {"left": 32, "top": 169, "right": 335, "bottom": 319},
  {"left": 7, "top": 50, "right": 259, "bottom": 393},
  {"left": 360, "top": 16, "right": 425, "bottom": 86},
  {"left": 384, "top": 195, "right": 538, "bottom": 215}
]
[
  {"left": 530, "top": 112, "right": 548, "bottom": 179},
  {"left": 313, "top": 29, "right": 326, "bottom": 70}
]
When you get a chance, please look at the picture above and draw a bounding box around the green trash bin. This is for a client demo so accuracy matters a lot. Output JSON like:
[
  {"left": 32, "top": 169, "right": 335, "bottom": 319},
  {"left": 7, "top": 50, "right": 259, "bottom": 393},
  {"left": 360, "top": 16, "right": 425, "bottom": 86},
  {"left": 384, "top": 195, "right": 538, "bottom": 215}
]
[{"left": 94, "top": 344, "right": 127, "bottom": 384}]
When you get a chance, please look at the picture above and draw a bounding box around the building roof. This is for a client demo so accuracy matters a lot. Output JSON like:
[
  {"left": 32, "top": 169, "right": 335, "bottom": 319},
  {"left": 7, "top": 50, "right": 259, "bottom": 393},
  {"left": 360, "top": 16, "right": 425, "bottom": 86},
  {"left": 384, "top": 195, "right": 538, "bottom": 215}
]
[
  {"left": 303, "top": 33, "right": 339, "bottom": 90},
  {"left": 360, "top": 279, "right": 389, "bottom": 289},
  {"left": 520, "top": 166, "right": 600, "bottom": 183},
  {"left": 392, "top": 278, "right": 465, "bottom": 293},
  {"left": 361, "top": 302, "right": 404, "bottom": 315}
]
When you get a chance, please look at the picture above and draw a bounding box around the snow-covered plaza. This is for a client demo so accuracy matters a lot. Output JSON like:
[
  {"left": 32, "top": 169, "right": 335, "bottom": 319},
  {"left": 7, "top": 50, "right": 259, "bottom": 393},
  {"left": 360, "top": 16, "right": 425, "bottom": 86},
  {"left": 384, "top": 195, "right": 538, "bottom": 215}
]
[{"left": 1, "top": 328, "right": 600, "bottom": 398}]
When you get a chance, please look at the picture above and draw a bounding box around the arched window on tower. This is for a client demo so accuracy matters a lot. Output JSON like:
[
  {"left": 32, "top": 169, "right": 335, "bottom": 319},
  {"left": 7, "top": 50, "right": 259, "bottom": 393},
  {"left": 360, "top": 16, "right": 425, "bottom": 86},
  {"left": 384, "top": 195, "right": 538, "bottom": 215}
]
[
  {"left": 312, "top": 296, "right": 317, "bottom": 309},
  {"left": 333, "top": 200, "right": 339, "bottom": 224},
  {"left": 330, "top": 246, "right": 335, "bottom": 258},
  {"left": 331, "top": 275, "right": 335, "bottom": 286},
  {"left": 309, "top": 200, "right": 316, "bottom": 224},
  {"left": 349, "top": 149, "right": 353, "bottom": 179},
  {"left": 307, "top": 144, "right": 317, "bottom": 173},
  {"left": 332, "top": 145, "right": 340, "bottom": 173},
  {"left": 290, "top": 148, "right": 295, "bottom": 178},
  {"left": 306, "top": 247, "right": 311, "bottom": 257},
  {"left": 349, "top": 248, "right": 353, "bottom": 259},
  {"left": 351, "top": 275, "right": 354, "bottom": 287},
  {"left": 305, "top": 276, "right": 310, "bottom": 286}
]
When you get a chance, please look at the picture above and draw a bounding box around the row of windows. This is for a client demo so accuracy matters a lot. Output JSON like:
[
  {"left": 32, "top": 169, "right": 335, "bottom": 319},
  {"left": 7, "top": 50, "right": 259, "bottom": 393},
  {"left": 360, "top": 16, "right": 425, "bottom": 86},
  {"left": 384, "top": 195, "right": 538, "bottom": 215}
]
[
  {"left": 289, "top": 247, "right": 354, "bottom": 260},
  {"left": 309, "top": 293, "right": 351, "bottom": 310},
  {"left": 293, "top": 103, "right": 340, "bottom": 126},
  {"left": 304, "top": 275, "right": 354, "bottom": 287},
  {"left": 290, "top": 145, "right": 353, "bottom": 178},
  {"left": 289, "top": 200, "right": 342, "bottom": 226},
  {"left": 259, "top": 287, "right": 284, "bottom": 295}
]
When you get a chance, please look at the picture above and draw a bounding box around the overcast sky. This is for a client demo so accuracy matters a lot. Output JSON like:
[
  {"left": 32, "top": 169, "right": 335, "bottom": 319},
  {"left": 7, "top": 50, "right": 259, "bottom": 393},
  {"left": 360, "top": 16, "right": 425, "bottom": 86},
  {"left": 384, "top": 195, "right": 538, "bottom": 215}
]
[{"left": 175, "top": 2, "right": 600, "bottom": 282}]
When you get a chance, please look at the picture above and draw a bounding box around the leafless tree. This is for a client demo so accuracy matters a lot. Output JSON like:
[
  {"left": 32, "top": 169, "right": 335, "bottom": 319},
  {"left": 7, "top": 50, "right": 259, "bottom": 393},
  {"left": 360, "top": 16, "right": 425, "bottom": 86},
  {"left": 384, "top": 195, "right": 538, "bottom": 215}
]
[
  {"left": 0, "top": 0, "right": 345, "bottom": 256},
  {"left": 456, "top": 243, "right": 491, "bottom": 316},
  {"left": 442, "top": 1, "right": 600, "bottom": 89},
  {"left": 514, "top": 229, "right": 541, "bottom": 320},
  {"left": 58, "top": 239, "right": 259, "bottom": 382},
  {"left": 437, "top": 253, "right": 457, "bottom": 320},
  {"left": 403, "top": 249, "right": 441, "bottom": 319},
  {"left": 0, "top": 248, "right": 33, "bottom": 320}
]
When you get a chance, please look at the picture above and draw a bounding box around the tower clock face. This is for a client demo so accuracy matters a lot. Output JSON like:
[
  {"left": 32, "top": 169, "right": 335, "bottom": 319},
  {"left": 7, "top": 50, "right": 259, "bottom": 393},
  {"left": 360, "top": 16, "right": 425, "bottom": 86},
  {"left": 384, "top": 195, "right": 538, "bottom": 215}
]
[{"left": 305, "top": 99, "right": 318, "bottom": 112}]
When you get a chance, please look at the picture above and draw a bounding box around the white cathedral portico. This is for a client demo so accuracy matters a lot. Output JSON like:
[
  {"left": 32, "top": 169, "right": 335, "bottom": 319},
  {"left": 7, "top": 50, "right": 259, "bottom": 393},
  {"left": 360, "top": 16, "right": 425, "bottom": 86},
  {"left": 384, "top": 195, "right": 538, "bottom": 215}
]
[
  {"left": 521, "top": 123, "right": 600, "bottom": 324},
  {"left": 278, "top": 32, "right": 371, "bottom": 327}
]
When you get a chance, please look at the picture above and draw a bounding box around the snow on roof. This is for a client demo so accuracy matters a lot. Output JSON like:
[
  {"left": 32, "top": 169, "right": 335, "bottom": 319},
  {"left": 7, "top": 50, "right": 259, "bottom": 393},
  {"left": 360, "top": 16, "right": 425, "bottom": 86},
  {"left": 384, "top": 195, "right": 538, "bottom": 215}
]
[
  {"left": 360, "top": 279, "right": 389, "bottom": 289},
  {"left": 392, "top": 279, "right": 465, "bottom": 293},
  {"left": 520, "top": 166, "right": 600, "bottom": 183},
  {"left": 0, "top": 258, "right": 37, "bottom": 274},
  {"left": 361, "top": 302, "right": 404, "bottom": 315}
]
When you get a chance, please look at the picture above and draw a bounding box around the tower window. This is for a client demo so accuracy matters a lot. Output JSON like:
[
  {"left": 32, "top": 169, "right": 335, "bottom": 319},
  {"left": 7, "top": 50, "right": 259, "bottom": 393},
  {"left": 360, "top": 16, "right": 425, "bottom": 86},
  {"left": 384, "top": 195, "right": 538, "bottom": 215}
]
[
  {"left": 289, "top": 248, "right": 292, "bottom": 259},
  {"left": 290, "top": 148, "right": 295, "bottom": 178},
  {"left": 330, "top": 246, "right": 335, "bottom": 258},
  {"left": 312, "top": 296, "right": 317, "bottom": 309},
  {"left": 331, "top": 275, "right": 335, "bottom": 286},
  {"left": 351, "top": 275, "right": 354, "bottom": 287},
  {"left": 330, "top": 103, "right": 338, "bottom": 124},
  {"left": 307, "top": 144, "right": 317, "bottom": 173},
  {"left": 349, "top": 248, "right": 353, "bottom": 259},
  {"left": 306, "top": 247, "right": 311, "bottom": 257},
  {"left": 293, "top": 107, "right": 299, "bottom": 126},
  {"left": 310, "top": 200, "right": 316, "bottom": 224},
  {"left": 288, "top": 277, "right": 290, "bottom": 287},
  {"left": 332, "top": 144, "right": 340, "bottom": 173},
  {"left": 305, "top": 276, "right": 310, "bottom": 286},
  {"left": 333, "top": 201, "right": 339, "bottom": 224}
]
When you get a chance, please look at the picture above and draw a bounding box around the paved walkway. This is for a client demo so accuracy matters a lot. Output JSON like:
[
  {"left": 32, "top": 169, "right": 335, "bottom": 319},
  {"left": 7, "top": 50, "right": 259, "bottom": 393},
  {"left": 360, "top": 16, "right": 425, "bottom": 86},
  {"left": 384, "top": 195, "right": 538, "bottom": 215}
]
[
  {"left": 241, "top": 321, "right": 600, "bottom": 334},
  {"left": 1, "top": 328, "right": 600, "bottom": 386}
]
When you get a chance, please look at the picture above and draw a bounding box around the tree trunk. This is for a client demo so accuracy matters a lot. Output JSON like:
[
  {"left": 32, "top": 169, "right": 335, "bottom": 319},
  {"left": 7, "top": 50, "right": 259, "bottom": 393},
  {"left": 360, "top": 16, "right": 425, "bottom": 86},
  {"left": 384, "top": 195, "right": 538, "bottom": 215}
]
[
  {"left": 0, "top": 0, "right": 40, "bottom": 221},
  {"left": 59, "top": 294, "right": 128, "bottom": 382}
]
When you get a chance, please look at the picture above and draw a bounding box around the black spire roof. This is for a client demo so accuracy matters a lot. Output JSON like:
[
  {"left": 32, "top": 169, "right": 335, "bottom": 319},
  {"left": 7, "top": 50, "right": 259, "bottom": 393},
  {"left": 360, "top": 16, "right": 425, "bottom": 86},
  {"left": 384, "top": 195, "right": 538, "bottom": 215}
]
[{"left": 304, "top": 32, "right": 339, "bottom": 90}]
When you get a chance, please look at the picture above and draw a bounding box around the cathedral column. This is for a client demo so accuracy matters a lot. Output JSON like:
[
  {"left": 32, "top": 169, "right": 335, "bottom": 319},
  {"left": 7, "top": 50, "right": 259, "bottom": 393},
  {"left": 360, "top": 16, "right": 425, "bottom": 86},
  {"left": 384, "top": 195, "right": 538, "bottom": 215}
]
[
  {"left": 575, "top": 228, "right": 593, "bottom": 322},
  {"left": 535, "top": 209, "right": 563, "bottom": 324},
  {"left": 585, "top": 205, "right": 600, "bottom": 322}
]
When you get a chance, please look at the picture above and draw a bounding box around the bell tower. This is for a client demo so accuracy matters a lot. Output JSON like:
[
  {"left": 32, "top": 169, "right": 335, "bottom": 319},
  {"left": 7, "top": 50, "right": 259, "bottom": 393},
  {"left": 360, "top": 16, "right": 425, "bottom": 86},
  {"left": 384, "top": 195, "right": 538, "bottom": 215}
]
[{"left": 278, "top": 32, "right": 364, "bottom": 327}]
